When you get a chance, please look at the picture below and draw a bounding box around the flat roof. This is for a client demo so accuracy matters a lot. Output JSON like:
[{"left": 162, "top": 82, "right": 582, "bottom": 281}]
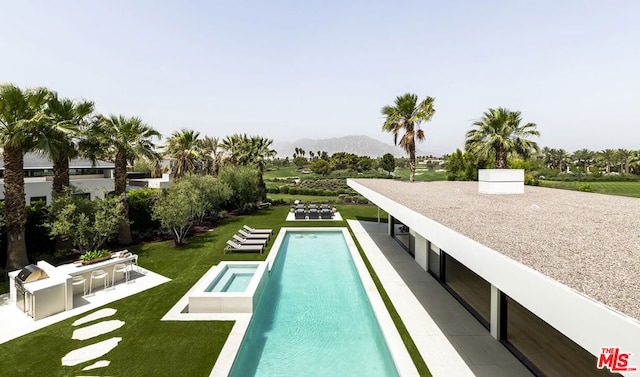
[
  {"left": 350, "top": 179, "right": 640, "bottom": 322},
  {"left": 0, "top": 153, "right": 114, "bottom": 170}
]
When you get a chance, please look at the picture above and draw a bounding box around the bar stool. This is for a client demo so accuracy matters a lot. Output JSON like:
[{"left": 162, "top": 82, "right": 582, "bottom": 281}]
[
  {"left": 71, "top": 275, "right": 87, "bottom": 296},
  {"left": 89, "top": 270, "right": 109, "bottom": 294},
  {"left": 112, "top": 263, "right": 129, "bottom": 287},
  {"left": 123, "top": 252, "right": 140, "bottom": 274}
]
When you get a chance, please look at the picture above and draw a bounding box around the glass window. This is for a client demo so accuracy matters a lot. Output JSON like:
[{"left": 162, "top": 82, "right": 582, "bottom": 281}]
[
  {"left": 444, "top": 254, "right": 491, "bottom": 325},
  {"left": 428, "top": 243, "right": 441, "bottom": 279},
  {"left": 30, "top": 196, "right": 47, "bottom": 204},
  {"left": 505, "top": 296, "right": 617, "bottom": 377}
]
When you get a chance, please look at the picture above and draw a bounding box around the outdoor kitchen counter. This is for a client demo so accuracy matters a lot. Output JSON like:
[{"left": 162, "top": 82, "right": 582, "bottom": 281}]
[
  {"left": 9, "top": 253, "right": 138, "bottom": 320},
  {"left": 56, "top": 253, "right": 137, "bottom": 277}
]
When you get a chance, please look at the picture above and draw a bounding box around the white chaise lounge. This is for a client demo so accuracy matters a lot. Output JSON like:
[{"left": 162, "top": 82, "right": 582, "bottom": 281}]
[
  {"left": 224, "top": 240, "right": 264, "bottom": 254},
  {"left": 238, "top": 229, "right": 270, "bottom": 240},
  {"left": 233, "top": 234, "right": 268, "bottom": 245},
  {"left": 243, "top": 225, "right": 273, "bottom": 234}
]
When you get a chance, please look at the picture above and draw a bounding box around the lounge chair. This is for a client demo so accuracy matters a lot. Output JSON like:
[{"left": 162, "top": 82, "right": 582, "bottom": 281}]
[
  {"left": 233, "top": 234, "right": 268, "bottom": 245},
  {"left": 294, "top": 209, "right": 307, "bottom": 220},
  {"left": 308, "top": 204, "right": 318, "bottom": 210},
  {"left": 320, "top": 204, "right": 330, "bottom": 210},
  {"left": 320, "top": 209, "right": 333, "bottom": 219},
  {"left": 243, "top": 225, "right": 273, "bottom": 234},
  {"left": 224, "top": 240, "right": 263, "bottom": 254},
  {"left": 308, "top": 208, "right": 319, "bottom": 219},
  {"left": 295, "top": 204, "right": 305, "bottom": 210},
  {"left": 238, "top": 229, "right": 270, "bottom": 240}
]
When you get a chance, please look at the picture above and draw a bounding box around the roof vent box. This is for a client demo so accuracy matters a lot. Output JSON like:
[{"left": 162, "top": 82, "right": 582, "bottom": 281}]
[{"left": 478, "top": 169, "right": 524, "bottom": 194}]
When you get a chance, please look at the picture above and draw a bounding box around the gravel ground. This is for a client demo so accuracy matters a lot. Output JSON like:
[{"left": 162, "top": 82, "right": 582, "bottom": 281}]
[{"left": 351, "top": 179, "right": 640, "bottom": 322}]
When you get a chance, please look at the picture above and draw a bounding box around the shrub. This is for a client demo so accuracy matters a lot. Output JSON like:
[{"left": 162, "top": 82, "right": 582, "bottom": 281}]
[
  {"left": 578, "top": 184, "right": 594, "bottom": 192},
  {"left": 79, "top": 249, "right": 112, "bottom": 261},
  {"left": 128, "top": 188, "right": 161, "bottom": 238},
  {"left": 218, "top": 165, "right": 259, "bottom": 211}
]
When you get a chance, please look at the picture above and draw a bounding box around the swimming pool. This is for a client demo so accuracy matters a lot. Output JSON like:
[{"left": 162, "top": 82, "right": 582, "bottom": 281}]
[{"left": 229, "top": 230, "right": 400, "bottom": 376}]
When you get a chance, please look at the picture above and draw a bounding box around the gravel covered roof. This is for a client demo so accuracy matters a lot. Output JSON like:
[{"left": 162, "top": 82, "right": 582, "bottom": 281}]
[{"left": 351, "top": 179, "right": 640, "bottom": 322}]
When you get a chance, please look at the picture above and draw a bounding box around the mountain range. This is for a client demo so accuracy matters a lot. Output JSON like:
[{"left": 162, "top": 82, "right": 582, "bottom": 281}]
[{"left": 272, "top": 135, "right": 432, "bottom": 159}]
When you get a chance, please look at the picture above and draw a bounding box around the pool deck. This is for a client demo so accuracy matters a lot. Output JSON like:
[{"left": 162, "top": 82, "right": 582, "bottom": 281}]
[{"left": 349, "top": 220, "right": 533, "bottom": 377}]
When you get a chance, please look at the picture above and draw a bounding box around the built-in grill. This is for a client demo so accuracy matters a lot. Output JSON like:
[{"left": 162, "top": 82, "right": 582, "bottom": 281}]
[{"left": 15, "top": 264, "right": 49, "bottom": 315}]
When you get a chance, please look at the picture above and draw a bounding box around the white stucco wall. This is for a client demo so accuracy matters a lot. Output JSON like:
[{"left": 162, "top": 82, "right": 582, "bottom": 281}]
[
  {"left": 413, "top": 232, "right": 428, "bottom": 271},
  {"left": 0, "top": 177, "right": 114, "bottom": 204}
]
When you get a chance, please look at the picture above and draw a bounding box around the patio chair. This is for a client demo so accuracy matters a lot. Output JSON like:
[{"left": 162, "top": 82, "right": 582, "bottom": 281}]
[
  {"left": 224, "top": 240, "right": 264, "bottom": 254},
  {"left": 320, "top": 209, "right": 333, "bottom": 219},
  {"left": 308, "top": 208, "right": 320, "bottom": 219},
  {"left": 238, "top": 229, "right": 270, "bottom": 240},
  {"left": 294, "top": 209, "right": 307, "bottom": 220},
  {"left": 243, "top": 225, "right": 273, "bottom": 234},
  {"left": 233, "top": 234, "right": 268, "bottom": 245}
]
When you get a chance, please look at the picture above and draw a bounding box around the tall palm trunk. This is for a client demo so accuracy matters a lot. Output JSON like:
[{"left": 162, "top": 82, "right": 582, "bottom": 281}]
[
  {"left": 409, "top": 147, "right": 416, "bottom": 182},
  {"left": 4, "top": 145, "right": 29, "bottom": 270},
  {"left": 495, "top": 147, "right": 507, "bottom": 169},
  {"left": 52, "top": 156, "right": 70, "bottom": 194},
  {"left": 114, "top": 149, "right": 132, "bottom": 244}
]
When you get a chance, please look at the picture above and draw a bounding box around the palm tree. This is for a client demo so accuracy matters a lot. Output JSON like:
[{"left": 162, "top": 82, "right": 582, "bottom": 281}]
[
  {"left": 629, "top": 150, "right": 640, "bottom": 175},
  {"left": 0, "top": 84, "right": 49, "bottom": 270},
  {"left": 198, "top": 136, "right": 222, "bottom": 176},
  {"left": 38, "top": 91, "right": 94, "bottom": 194},
  {"left": 221, "top": 134, "right": 243, "bottom": 166},
  {"left": 248, "top": 136, "right": 276, "bottom": 201},
  {"left": 616, "top": 149, "right": 633, "bottom": 174},
  {"left": 381, "top": 93, "right": 436, "bottom": 182},
  {"left": 83, "top": 114, "right": 161, "bottom": 244},
  {"left": 599, "top": 149, "right": 617, "bottom": 174},
  {"left": 556, "top": 148, "right": 569, "bottom": 173},
  {"left": 572, "top": 149, "right": 594, "bottom": 173},
  {"left": 164, "top": 129, "right": 202, "bottom": 178},
  {"left": 465, "top": 107, "right": 539, "bottom": 169}
]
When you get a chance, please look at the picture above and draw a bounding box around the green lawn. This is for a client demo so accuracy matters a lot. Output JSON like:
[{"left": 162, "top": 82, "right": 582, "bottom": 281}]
[
  {"left": 0, "top": 205, "right": 427, "bottom": 376},
  {"left": 264, "top": 165, "right": 307, "bottom": 178},
  {"left": 539, "top": 180, "right": 640, "bottom": 198},
  {"left": 394, "top": 168, "right": 447, "bottom": 181}
]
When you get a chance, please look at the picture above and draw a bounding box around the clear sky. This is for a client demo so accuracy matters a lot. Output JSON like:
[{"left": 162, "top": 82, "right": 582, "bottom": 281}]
[{"left": 2, "top": 1, "right": 639, "bottom": 155}]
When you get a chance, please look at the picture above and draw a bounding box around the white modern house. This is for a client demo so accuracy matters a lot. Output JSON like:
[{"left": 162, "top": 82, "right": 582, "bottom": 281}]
[
  {"left": 0, "top": 153, "right": 115, "bottom": 205},
  {"left": 348, "top": 174, "right": 640, "bottom": 377}
]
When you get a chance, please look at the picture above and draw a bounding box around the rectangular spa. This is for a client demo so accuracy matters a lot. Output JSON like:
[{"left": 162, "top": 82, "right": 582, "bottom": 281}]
[{"left": 189, "top": 261, "right": 268, "bottom": 313}]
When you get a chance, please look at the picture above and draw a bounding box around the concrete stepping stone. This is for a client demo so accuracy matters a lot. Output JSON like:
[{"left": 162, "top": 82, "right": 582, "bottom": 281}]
[
  {"left": 61, "top": 337, "right": 122, "bottom": 366},
  {"left": 73, "top": 308, "right": 117, "bottom": 327},
  {"left": 82, "top": 360, "right": 110, "bottom": 370},
  {"left": 72, "top": 320, "right": 125, "bottom": 341}
]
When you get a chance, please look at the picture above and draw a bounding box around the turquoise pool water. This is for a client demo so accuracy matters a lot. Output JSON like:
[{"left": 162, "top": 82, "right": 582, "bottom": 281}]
[
  {"left": 229, "top": 231, "right": 399, "bottom": 376},
  {"left": 205, "top": 265, "right": 257, "bottom": 293}
]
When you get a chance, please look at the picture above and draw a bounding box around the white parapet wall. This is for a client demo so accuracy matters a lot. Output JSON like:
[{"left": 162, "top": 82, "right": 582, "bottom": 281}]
[{"left": 478, "top": 169, "right": 524, "bottom": 194}]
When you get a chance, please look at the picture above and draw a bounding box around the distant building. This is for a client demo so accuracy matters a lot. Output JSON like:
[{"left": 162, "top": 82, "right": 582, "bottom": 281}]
[{"left": 0, "top": 153, "right": 115, "bottom": 205}]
